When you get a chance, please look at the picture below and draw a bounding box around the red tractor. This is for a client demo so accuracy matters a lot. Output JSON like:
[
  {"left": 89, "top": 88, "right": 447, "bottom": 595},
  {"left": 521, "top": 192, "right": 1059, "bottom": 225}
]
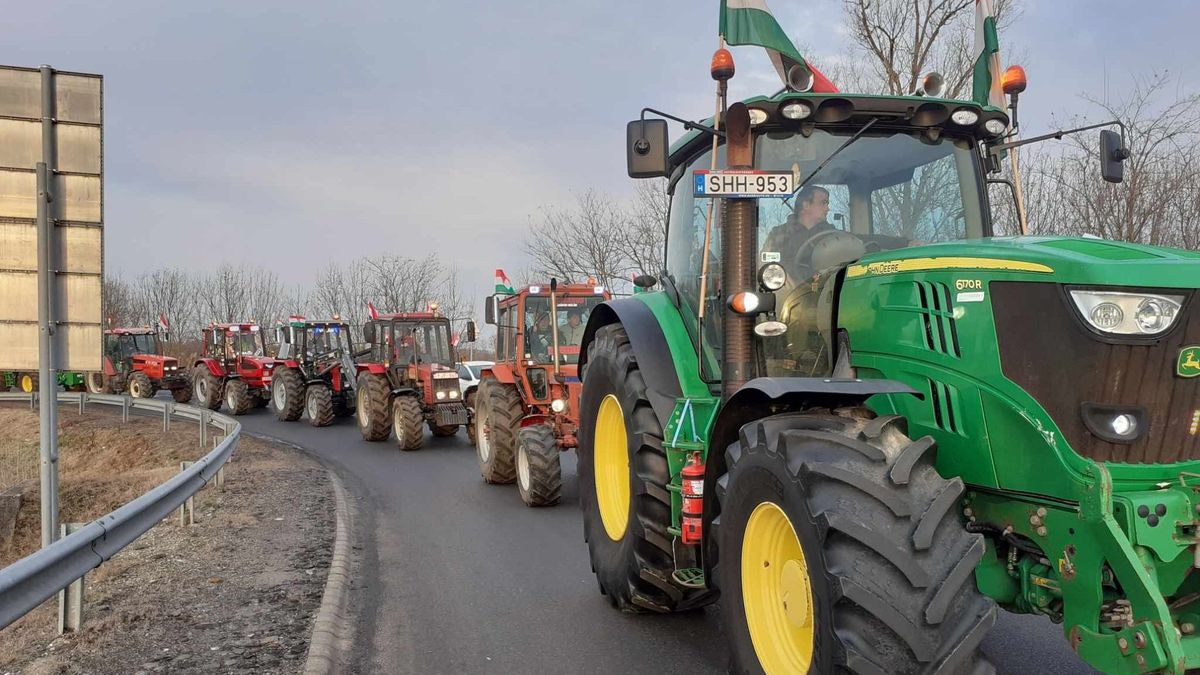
[
  {"left": 475, "top": 279, "right": 609, "bottom": 506},
  {"left": 271, "top": 317, "right": 360, "bottom": 426},
  {"left": 87, "top": 327, "right": 192, "bottom": 402},
  {"left": 355, "top": 308, "right": 477, "bottom": 450},
  {"left": 191, "top": 322, "right": 277, "bottom": 415}
]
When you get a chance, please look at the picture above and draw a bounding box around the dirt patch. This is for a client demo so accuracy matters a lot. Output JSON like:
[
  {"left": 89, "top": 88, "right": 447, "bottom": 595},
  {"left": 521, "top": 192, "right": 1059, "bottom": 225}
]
[{"left": 0, "top": 406, "right": 334, "bottom": 675}]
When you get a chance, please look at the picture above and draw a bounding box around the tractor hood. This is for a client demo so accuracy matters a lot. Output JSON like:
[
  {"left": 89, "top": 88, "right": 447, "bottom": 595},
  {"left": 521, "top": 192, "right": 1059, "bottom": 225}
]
[
  {"left": 133, "top": 354, "right": 176, "bottom": 367},
  {"left": 850, "top": 236, "right": 1200, "bottom": 289}
]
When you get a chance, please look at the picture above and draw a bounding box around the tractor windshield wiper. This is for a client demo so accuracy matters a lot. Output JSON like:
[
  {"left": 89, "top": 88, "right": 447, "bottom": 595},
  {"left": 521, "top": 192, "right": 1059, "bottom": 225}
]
[{"left": 787, "top": 118, "right": 878, "bottom": 205}]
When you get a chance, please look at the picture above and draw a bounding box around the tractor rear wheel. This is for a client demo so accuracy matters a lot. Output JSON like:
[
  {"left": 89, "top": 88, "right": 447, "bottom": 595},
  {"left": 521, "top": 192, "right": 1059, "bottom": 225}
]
[
  {"left": 429, "top": 421, "right": 458, "bottom": 437},
  {"left": 717, "top": 411, "right": 996, "bottom": 675},
  {"left": 356, "top": 373, "right": 392, "bottom": 441},
  {"left": 306, "top": 384, "right": 335, "bottom": 427},
  {"left": 475, "top": 378, "right": 519, "bottom": 484},
  {"left": 18, "top": 373, "right": 38, "bottom": 393},
  {"left": 224, "top": 379, "right": 253, "bottom": 416},
  {"left": 272, "top": 367, "right": 305, "bottom": 421},
  {"left": 578, "top": 322, "right": 715, "bottom": 613},
  {"left": 465, "top": 389, "right": 478, "bottom": 445},
  {"left": 393, "top": 395, "right": 424, "bottom": 451},
  {"left": 193, "top": 367, "right": 223, "bottom": 410},
  {"left": 171, "top": 386, "right": 192, "bottom": 403},
  {"left": 517, "top": 423, "right": 562, "bottom": 507},
  {"left": 128, "top": 371, "right": 154, "bottom": 398}
]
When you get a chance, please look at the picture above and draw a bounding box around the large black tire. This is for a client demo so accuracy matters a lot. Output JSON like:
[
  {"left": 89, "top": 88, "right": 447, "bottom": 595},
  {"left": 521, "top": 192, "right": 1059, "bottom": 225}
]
[
  {"left": 475, "top": 378, "right": 519, "bottom": 484},
  {"left": 128, "top": 371, "right": 154, "bottom": 398},
  {"left": 578, "top": 323, "right": 715, "bottom": 613},
  {"left": 223, "top": 379, "right": 253, "bottom": 416},
  {"left": 194, "top": 367, "right": 223, "bottom": 411},
  {"left": 18, "top": 373, "right": 38, "bottom": 393},
  {"left": 429, "top": 421, "right": 458, "bottom": 437},
  {"left": 356, "top": 373, "right": 392, "bottom": 442},
  {"left": 465, "top": 389, "right": 478, "bottom": 445},
  {"left": 306, "top": 384, "right": 335, "bottom": 427},
  {"left": 717, "top": 411, "right": 996, "bottom": 675},
  {"left": 517, "top": 424, "right": 562, "bottom": 507},
  {"left": 272, "top": 367, "right": 305, "bottom": 421},
  {"left": 393, "top": 395, "right": 425, "bottom": 451},
  {"left": 171, "top": 386, "right": 192, "bottom": 403}
]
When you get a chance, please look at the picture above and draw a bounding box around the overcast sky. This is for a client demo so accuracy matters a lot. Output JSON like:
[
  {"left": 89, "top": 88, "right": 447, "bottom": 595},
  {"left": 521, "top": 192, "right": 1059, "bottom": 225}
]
[{"left": 6, "top": 1, "right": 1199, "bottom": 288}]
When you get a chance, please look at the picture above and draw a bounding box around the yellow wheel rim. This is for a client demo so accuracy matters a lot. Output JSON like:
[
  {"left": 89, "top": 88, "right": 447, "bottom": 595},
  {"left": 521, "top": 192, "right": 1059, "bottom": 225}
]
[
  {"left": 19, "top": 375, "right": 34, "bottom": 393},
  {"left": 742, "top": 501, "right": 815, "bottom": 674},
  {"left": 594, "top": 394, "right": 631, "bottom": 541}
]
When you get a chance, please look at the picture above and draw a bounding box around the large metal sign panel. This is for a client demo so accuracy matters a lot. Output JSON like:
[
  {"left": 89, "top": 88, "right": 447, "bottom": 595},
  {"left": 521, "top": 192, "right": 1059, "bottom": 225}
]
[{"left": 0, "top": 66, "right": 103, "bottom": 371}]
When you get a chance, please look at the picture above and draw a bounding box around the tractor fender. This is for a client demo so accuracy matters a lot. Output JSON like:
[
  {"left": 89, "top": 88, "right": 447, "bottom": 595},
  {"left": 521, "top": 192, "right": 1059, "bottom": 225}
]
[
  {"left": 390, "top": 387, "right": 418, "bottom": 397},
  {"left": 520, "top": 413, "right": 549, "bottom": 428},
  {"left": 280, "top": 359, "right": 301, "bottom": 369},
  {"left": 578, "top": 298, "right": 682, "bottom": 426},
  {"left": 102, "top": 356, "right": 118, "bottom": 377},
  {"left": 482, "top": 363, "right": 517, "bottom": 385},
  {"left": 700, "top": 377, "right": 919, "bottom": 575},
  {"left": 193, "top": 358, "right": 224, "bottom": 378},
  {"left": 361, "top": 363, "right": 389, "bottom": 375}
]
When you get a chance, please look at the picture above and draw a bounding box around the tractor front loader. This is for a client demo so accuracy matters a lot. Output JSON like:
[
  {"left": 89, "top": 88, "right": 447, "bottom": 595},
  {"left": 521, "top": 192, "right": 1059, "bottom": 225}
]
[{"left": 476, "top": 279, "right": 609, "bottom": 506}]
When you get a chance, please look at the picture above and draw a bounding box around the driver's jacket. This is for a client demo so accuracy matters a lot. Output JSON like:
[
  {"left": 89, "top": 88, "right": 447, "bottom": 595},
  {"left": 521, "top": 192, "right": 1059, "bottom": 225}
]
[{"left": 761, "top": 220, "right": 835, "bottom": 268}]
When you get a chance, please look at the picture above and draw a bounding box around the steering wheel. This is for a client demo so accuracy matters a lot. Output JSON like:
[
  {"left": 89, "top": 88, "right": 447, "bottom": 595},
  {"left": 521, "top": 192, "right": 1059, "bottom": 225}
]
[{"left": 791, "top": 229, "right": 867, "bottom": 278}]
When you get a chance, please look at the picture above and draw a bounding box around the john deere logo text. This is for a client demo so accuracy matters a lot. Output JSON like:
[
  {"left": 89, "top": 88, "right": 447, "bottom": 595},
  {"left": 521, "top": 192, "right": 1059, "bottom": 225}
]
[{"left": 1180, "top": 347, "right": 1200, "bottom": 378}]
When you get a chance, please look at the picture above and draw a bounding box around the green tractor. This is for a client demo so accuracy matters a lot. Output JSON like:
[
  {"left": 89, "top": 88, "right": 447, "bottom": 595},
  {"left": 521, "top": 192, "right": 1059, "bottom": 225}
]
[{"left": 576, "top": 59, "right": 1200, "bottom": 675}]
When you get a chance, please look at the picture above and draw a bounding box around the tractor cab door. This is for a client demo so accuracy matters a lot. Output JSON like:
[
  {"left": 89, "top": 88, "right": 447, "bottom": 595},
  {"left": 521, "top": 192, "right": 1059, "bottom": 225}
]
[{"left": 102, "top": 334, "right": 123, "bottom": 375}]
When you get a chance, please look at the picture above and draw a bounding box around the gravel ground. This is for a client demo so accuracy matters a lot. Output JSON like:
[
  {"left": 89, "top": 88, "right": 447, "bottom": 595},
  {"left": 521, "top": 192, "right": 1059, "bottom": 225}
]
[{"left": 0, "top": 407, "right": 335, "bottom": 675}]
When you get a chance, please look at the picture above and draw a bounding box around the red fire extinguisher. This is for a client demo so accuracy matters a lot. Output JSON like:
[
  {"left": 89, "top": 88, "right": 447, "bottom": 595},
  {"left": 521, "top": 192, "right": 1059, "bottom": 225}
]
[{"left": 681, "top": 452, "right": 705, "bottom": 545}]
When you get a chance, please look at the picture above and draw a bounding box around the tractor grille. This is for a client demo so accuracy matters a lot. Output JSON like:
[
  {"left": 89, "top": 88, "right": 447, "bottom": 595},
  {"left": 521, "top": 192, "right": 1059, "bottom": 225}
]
[
  {"left": 916, "top": 281, "right": 962, "bottom": 358},
  {"left": 993, "top": 282, "right": 1200, "bottom": 464}
]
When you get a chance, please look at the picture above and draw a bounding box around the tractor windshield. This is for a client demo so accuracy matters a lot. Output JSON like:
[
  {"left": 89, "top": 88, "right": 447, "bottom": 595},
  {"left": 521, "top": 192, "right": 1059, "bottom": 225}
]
[
  {"left": 227, "top": 331, "right": 264, "bottom": 356},
  {"left": 756, "top": 129, "right": 986, "bottom": 284},
  {"left": 393, "top": 321, "right": 454, "bottom": 367},
  {"left": 120, "top": 334, "right": 158, "bottom": 356},
  {"left": 306, "top": 324, "right": 350, "bottom": 358},
  {"left": 523, "top": 295, "right": 604, "bottom": 364}
]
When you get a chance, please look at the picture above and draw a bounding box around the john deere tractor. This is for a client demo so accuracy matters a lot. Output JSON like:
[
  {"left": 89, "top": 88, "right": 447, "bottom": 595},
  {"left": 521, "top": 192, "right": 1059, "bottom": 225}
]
[
  {"left": 355, "top": 309, "right": 477, "bottom": 449},
  {"left": 475, "top": 279, "right": 609, "bottom": 506},
  {"left": 271, "top": 317, "right": 360, "bottom": 426},
  {"left": 576, "top": 55, "right": 1200, "bottom": 675},
  {"left": 87, "top": 327, "right": 192, "bottom": 402}
]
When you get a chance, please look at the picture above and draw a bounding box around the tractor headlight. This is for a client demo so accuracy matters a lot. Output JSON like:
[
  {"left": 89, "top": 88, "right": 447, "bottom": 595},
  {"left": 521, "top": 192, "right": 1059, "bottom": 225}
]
[
  {"left": 950, "top": 108, "right": 980, "bottom": 126},
  {"left": 550, "top": 399, "right": 566, "bottom": 413},
  {"left": 449, "top": 390, "right": 459, "bottom": 399},
  {"left": 436, "top": 390, "right": 447, "bottom": 400},
  {"left": 780, "top": 101, "right": 812, "bottom": 120},
  {"left": 1070, "top": 290, "right": 1184, "bottom": 336},
  {"left": 759, "top": 263, "right": 787, "bottom": 291},
  {"left": 984, "top": 118, "right": 1008, "bottom": 136}
]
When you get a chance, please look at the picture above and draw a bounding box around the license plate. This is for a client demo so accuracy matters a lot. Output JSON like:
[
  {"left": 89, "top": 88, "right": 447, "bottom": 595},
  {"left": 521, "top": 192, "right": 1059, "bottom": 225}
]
[{"left": 694, "top": 170, "right": 796, "bottom": 198}]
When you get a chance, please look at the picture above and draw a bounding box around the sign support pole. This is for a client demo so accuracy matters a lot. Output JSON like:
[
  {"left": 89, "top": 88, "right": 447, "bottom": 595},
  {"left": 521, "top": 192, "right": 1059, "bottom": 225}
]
[{"left": 37, "top": 64, "right": 59, "bottom": 548}]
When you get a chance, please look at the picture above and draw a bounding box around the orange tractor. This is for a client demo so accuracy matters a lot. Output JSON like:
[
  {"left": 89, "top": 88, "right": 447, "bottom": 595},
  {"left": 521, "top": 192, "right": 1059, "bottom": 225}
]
[
  {"left": 191, "top": 322, "right": 277, "bottom": 414},
  {"left": 87, "top": 327, "right": 192, "bottom": 402},
  {"left": 475, "top": 279, "right": 609, "bottom": 506},
  {"left": 355, "top": 307, "right": 478, "bottom": 449}
]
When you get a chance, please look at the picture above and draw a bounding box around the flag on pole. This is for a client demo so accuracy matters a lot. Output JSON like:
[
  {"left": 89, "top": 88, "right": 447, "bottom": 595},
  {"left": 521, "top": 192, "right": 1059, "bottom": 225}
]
[
  {"left": 157, "top": 313, "right": 170, "bottom": 333},
  {"left": 367, "top": 302, "right": 379, "bottom": 321},
  {"left": 719, "top": 0, "right": 838, "bottom": 93},
  {"left": 494, "top": 268, "right": 515, "bottom": 295},
  {"left": 972, "top": 0, "right": 1006, "bottom": 109}
]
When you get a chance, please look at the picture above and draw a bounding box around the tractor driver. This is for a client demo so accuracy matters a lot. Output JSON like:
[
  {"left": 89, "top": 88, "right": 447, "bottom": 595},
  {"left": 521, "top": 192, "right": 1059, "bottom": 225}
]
[
  {"left": 560, "top": 308, "right": 586, "bottom": 346},
  {"left": 528, "top": 312, "right": 553, "bottom": 361}
]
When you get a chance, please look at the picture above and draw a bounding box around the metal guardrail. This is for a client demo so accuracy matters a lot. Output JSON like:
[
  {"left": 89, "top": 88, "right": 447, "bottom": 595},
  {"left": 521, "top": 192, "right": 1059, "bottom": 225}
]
[{"left": 0, "top": 391, "right": 239, "bottom": 630}]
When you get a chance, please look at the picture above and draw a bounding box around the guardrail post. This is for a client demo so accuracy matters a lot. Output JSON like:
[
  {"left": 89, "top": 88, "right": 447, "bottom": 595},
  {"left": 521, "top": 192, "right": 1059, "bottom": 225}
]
[
  {"left": 178, "top": 462, "right": 195, "bottom": 525},
  {"left": 57, "top": 523, "right": 84, "bottom": 633},
  {"left": 199, "top": 409, "right": 209, "bottom": 448},
  {"left": 213, "top": 437, "right": 226, "bottom": 491},
  {"left": 29, "top": 392, "right": 35, "bottom": 411},
  {"left": 162, "top": 403, "right": 170, "bottom": 432},
  {"left": 78, "top": 393, "right": 85, "bottom": 416},
  {"left": 121, "top": 396, "right": 129, "bottom": 422}
]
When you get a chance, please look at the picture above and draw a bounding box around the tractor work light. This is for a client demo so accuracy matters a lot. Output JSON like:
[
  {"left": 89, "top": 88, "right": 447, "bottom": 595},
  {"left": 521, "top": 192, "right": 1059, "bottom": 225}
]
[
  {"left": 950, "top": 108, "right": 980, "bottom": 126},
  {"left": 1081, "top": 403, "right": 1147, "bottom": 444},
  {"left": 1070, "top": 290, "right": 1184, "bottom": 337},
  {"left": 229, "top": 326, "right": 241, "bottom": 332},
  {"left": 984, "top": 118, "right": 1008, "bottom": 137},
  {"left": 759, "top": 263, "right": 787, "bottom": 291},
  {"left": 530, "top": 286, "right": 541, "bottom": 294},
  {"left": 593, "top": 285, "right": 605, "bottom": 294},
  {"left": 747, "top": 107, "right": 769, "bottom": 126},
  {"left": 780, "top": 101, "right": 812, "bottom": 120},
  {"left": 551, "top": 399, "right": 566, "bottom": 413}
]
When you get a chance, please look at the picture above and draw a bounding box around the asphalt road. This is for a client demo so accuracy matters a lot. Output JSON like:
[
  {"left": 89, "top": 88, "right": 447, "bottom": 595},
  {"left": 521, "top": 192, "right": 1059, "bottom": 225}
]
[{"left": 236, "top": 408, "right": 1100, "bottom": 675}]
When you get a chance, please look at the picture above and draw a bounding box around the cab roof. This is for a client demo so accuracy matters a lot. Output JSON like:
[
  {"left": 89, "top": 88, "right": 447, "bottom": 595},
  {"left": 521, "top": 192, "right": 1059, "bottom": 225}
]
[{"left": 106, "top": 327, "right": 157, "bottom": 336}]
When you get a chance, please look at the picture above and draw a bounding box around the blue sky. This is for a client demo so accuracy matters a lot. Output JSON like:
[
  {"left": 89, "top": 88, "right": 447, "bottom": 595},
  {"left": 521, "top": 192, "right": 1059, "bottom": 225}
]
[{"left": 5, "top": 1, "right": 1198, "bottom": 286}]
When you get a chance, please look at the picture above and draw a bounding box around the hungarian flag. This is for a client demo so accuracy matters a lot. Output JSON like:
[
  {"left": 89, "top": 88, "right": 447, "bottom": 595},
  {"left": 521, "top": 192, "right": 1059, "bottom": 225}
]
[
  {"left": 157, "top": 313, "right": 169, "bottom": 333},
  {"left": 719, "top": 0, "right": 838, "bottom": 93},
  {"left": 367, "top": 302, "right": 379, "bottom": 321},
  {"left": 972, "top": 0, "right": 1006, "bottom": 109},
  {"left": 495, "top": 268, "right": 515, "bottom": 295}
]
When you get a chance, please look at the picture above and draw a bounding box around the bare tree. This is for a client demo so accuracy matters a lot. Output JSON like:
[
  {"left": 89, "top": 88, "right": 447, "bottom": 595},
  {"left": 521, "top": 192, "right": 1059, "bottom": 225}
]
[
  {"left": 101, "top": 275, "right": 138, "bottom": 328},
  {"left": 525, "top": 189, "right": 635, "bottom": 291},
  {"left": 133, "top": 268, "right": 198, "bottom": 337},
  {"left": 621, "top": 178, "right": 669, "bottom": 279},
  {"left": 199, "top": 264, "right": 250, "bottom": 325}
]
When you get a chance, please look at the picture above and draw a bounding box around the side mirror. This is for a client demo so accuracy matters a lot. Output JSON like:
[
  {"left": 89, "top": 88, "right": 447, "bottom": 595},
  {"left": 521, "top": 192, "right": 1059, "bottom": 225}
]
[
  {"left": 362, "top": 322, "right": 377, "bottom": 344},
  {"left": 1100, "top": 129, "right": 1129, "bottom": 184},
  {"left": 465, "top": 319, "right": 477, "bottom": 343},
  {"left": 484, "top": 295, "right": 498, "bottom": 325},
  {"left": 627, "top": 119, "right": 669, "bottom": 178}
]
